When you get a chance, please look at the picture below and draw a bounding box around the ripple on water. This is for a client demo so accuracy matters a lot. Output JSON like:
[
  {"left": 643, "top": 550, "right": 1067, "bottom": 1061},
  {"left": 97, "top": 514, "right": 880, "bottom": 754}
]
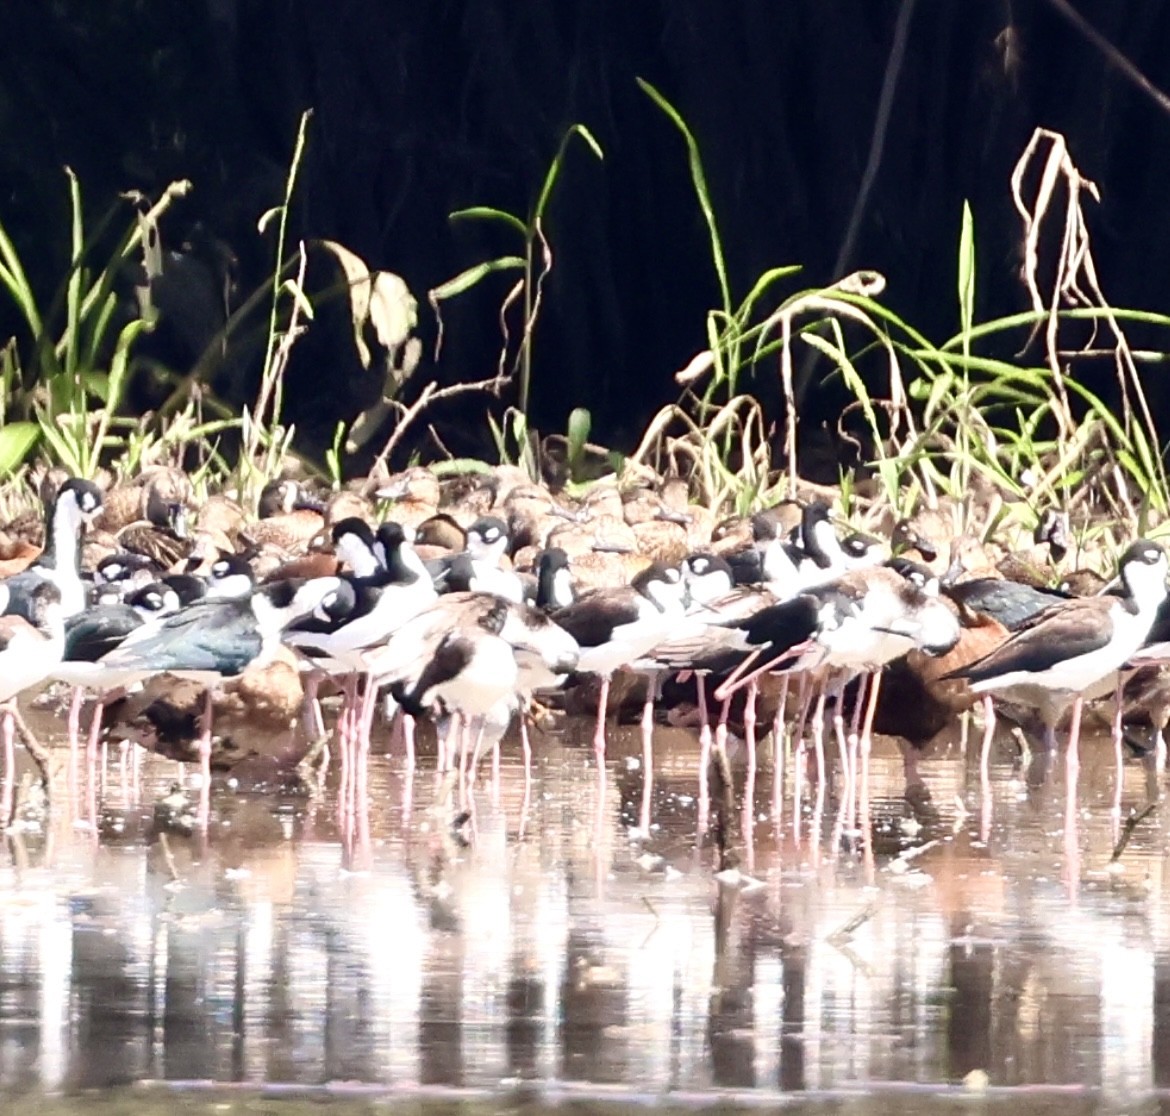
[{"left": 0, "top": 714, "right": 1169, "bottom": 1112}]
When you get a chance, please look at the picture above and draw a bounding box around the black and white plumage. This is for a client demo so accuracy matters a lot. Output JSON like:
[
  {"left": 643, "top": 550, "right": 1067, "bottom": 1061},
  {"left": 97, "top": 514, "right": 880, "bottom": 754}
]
[
  {"left": 682, "top": 553, "right": 735, "bottom": 606},
  {"left": 3, "top": 478, "right": 102, "bottom": 621},
  {"left": 366, "top": 592, "right": 578, "bottom": 711},
  {"left": 425, "top": 516, "right": 524, "bottom": 601},
  {"left": 51, "top": 581, "right": 184, "bottom": 756},
  {"left": 553, "top": 563, "right": 687, "bottom": 677},
  {"left": 158, "top": 573, "right": 208, "bottom": 608},
  {"left": 0, "top": 582, "right": 66, "bottom": 788},
  {"left": 723, "top": 502, "right": 881, "bottom": 598},
  {"left": 0, "top": 582, "right": 66, "bottom": 703},
  {"left": 551, "top": 563, "right": 687, "bottom": 758},
  {"left": 656, "top": 565, "right": 959, "bottom": 683},
  {"left": 204, "top": 554, "right": 257, "bottom": 600},
  {"left": 285, "top": 522, "right": 437, "bottom": 671},
  {"left": 948, "top": 540, "right": 1169, "bottom": 718},
  {"left": 533, "top": 547, "right": 575, "bottom": 611},
  {"left": 99, "top": 577, "right": 347, "bottom": 686},
  {"left": 946, "top": 540, "right": 1169, "bottom": 770},
  {"left": 441, "top": 551, "right": 526, "bottom": 604},
  {"left": 943, "top": 576, "right": 1070, "bottom": 632},
  {"left": 465, "top": 516, "right": 511, "bottom": 567},
  {"left": 380, "top": 604, "right": 521, "bottom": 720},
  {"left": 720, "top": 513, "right": 786, "bottom": 586},
  {"left": 363, "top": 591, "right": 578, "bottom": 773},
  {"left": 790, "top": 502, "right": 883, "bottom": 590},
  {"left": 92, "top": 552, "right": 160, "bottom": 594},
  {"left": 280, "top": 519, "right": 437, "bottom": 762},
  {"left": 56, "top": 578, "right": 182, "bottom": 670},
  {"left": 89, "top": 575, "right": 348, "bottom": 813},
  {"left": 332, "top": 518, "right": 382, "bottom": 581}
]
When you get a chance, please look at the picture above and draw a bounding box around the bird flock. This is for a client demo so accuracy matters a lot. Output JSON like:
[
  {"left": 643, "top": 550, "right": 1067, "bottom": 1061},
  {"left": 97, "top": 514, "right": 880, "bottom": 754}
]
[{"left": 0, "top": 463, "right": 1168, "bottom": 833}]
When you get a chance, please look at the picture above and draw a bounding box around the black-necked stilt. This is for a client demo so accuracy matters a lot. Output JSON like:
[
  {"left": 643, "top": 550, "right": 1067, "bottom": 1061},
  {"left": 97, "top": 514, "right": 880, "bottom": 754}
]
[
  {"left": 720, "top": 514, "right": 782, "bottom": 587},
  {"left": 157, "top": 573, "right": 208, "bottom": 608},
  {"left": 104, "top": 577, "right": 345, "bottom": 684},
  {"left": 98, "top": 576, "right": 347, "bottom": 808},
  {"left": 465, "top": 516, "right": 511, "bottom": 566},
  {"left": 794, "top": 501, "right": 884, "bottom": 588},
  {"left": 653, "top": 562, "right": 959, "bottom": 789},
  {"left": 285, "top": 521, "right": 438, "bottom": 756},
  {"left": 682, "top": 553, "right": 736, "bottom": 606},
  {"left": 364, "top": 591, "right": 578, "bottom": 776},
  {"left": 0, "top": 581, "right": 66, "bottom": 702},
  {"left": 942, "top": 572, "right": 1070, "bottom": 632},
  {"left": 292, "top": 523, "right": 436, "bottom": 667},
  {"left": 441, "top": 550, "right": 527, "bottom": 603},
  {"left": 551, "top": 563, "right": 687, "bottom": 759},
  {"left": 532, "top": 547, "right": 576, "bottom": 611},
  {"left": 947, "top": 539, "right": 1169, "bottom": 772},
  {"left": 422, "top": 515, "right": 525, "bottom": 601},
  {"left": 3, "top": 478, "right": 102, "bottom": 621},
  {"left": 60, "top": 585, "right": 177, "bottom": 668},
  {"left": 204, "top": 554, "right": 257, "bottom": 599},
  {"left": 54, "top": 579, "right": 185, "bottom": 754},
  {"left": 330, "top": 517, "right": 382, "bottom": 581},
  {"left": 92, "top": 552, "right": 160, "bottom": 595},
  {"left": 0, "top": 581, "right": 66, "bottom": 806}
]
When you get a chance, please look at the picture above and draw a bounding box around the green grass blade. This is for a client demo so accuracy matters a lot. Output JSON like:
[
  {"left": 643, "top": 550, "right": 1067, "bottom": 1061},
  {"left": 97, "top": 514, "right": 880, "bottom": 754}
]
[
  {"left": 533, "top": 124, "right": 604, "bottom": 227},
  {"left": 449, "top": 206, "right": 529, "bottom": 239},
  {"left": 0, "top": 219, "right": 43, "bottom": 337},
  {"left": 0, "top": 422, "right": 39, "bottom": 478},
  {"left": 957, "top": 200, "right": 975, "bottom": 359},
  {"left": 430, "top": 257, "right": 526, "bottom": 302},
  {"left": 64, "top": 167, "right": 84, "bottom": 380},
  {"left": 638, "top": 77, "right": 731, "bottom": 315},
  {"left": 735, "top": 266, "right": 803, "bottom": 328}
]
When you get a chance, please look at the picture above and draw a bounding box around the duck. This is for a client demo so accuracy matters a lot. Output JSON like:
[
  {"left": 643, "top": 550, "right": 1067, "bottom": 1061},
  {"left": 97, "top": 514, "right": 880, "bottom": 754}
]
[
  {"left": 95, "top": 466, "right": 191, "bottom": 534},
  {"left": 103, "top": 646, "right": 309, "bottom": 780},
  {"left": 114, "top": 484, "right": 194, "bottom": 571},
  {"left": 872, "top": 599, "right": 1011, "bottom": 775},
  {"left": 503, "top": 484, "right": 576, "bottom": 551},
  {"left": 413, "top": 513, "right": 467, "bottom": 559},
  {"left": 375, "top": 466, "right": 441, "bottom": 529},
  {"left": 238, "top": 478, "right": 326, "bottom": 554}
]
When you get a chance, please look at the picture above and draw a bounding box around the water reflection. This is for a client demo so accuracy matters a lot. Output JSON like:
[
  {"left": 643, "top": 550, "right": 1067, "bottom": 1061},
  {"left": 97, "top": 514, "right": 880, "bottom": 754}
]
[{"left": 1, "top": 718, "right": 1170, "bottom": 1106}]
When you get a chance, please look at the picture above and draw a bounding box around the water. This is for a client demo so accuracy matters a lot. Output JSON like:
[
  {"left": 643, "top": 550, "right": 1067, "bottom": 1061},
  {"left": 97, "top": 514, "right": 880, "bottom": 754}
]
[{"left": 3, "top": 712, "right": 1170, "bottom": 1114}]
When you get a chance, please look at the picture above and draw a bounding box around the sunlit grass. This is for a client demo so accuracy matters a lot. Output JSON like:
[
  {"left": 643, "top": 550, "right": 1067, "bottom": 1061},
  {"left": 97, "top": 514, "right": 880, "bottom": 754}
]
[{"left": 0, "top": 90, "right": 1168, "bottom": 561}]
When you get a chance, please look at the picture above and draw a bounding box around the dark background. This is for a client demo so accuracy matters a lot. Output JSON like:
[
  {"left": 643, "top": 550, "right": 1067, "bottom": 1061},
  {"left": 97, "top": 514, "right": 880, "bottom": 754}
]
[{"left": 3, "top": 1, "right": 1170, "bottom": 467}]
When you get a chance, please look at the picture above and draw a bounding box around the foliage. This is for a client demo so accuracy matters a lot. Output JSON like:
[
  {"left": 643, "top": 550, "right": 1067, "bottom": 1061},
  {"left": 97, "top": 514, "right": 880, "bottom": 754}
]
[
  {"left": 628, "top": 91, "right": 1170, "bottom": 541},
  {"left": 0, "top": 169, "right": 195, "bottom": 478},
  {"left": 3, "top": 81, "right": 1170, "bottom": 562},
  {"left": 429, "top": 122, "right": 604, "bottom": 465}
]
